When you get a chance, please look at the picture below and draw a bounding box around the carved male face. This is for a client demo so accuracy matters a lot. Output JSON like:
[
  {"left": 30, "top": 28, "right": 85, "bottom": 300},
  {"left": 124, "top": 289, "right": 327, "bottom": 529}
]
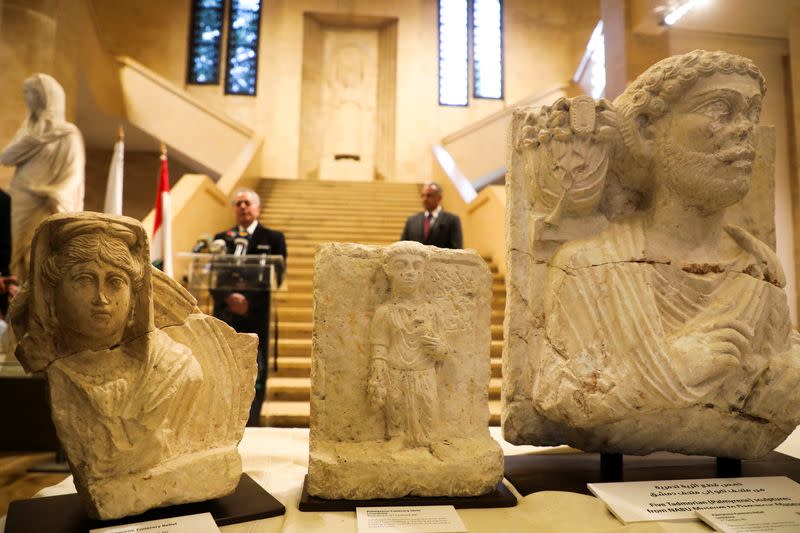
[
  {"left": 650, "top": 72, "right": 762, "bottom": 213},
  {"left": 385, "top": 253, "right": 426, "bottom": 294},
  {"left": 421, "top": 185, "right": 442, "bottom": 213},
  {"left": 54, "top": 260, "right": 132, "bottom": 350},
  {"left": 233, "top": 192, "right": 260, "bottom": 228}
]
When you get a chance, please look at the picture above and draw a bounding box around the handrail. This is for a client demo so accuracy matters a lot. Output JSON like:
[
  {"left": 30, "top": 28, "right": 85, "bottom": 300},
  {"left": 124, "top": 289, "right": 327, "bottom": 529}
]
[
  {"left": 217, "top": 135, "right": 264, "bottom": 196},
  {"left": 116, "top": 56, "right": 255, "bottom": 137}
]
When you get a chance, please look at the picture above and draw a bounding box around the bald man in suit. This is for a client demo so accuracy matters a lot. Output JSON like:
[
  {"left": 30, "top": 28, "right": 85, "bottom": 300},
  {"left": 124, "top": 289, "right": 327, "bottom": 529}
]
[{"left": 400, "top": 182, "right": 462, "bottom": 249}]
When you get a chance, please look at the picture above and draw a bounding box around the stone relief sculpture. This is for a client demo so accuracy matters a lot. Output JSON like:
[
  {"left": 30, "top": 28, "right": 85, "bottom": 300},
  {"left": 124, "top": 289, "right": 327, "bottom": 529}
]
[
  {"left": 503, "top": 50, "right": 800, "bottom": 459},
  {"left": 308, "top": 242, "right": 502, "bottom": 499},
  {"left": 367, "top": 244, "right": 450, "bottom": 448},
  {"left": 8, "top": 212, "right": 257, "bottom": 520},
  {"left": 0, "top": 74, "right": 85, "bottom": 284}
]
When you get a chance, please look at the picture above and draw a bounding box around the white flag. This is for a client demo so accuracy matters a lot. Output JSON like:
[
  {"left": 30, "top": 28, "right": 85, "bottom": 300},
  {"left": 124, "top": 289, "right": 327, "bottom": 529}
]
[{"left": 104, "top": 138, "right": 124, "bottom": 215}]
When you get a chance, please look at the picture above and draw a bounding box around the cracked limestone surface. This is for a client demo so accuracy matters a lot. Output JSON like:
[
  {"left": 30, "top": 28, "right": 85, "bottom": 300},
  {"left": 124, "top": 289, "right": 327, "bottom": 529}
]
[
  {"left": 503, "top": 51, "right": 800, "bottom": 458},
  {"left": 308, "top": 242, "right": 503, "bottom": 499},
  {"left": 9, "top": 213, "right": 257, "bottom": 519}
]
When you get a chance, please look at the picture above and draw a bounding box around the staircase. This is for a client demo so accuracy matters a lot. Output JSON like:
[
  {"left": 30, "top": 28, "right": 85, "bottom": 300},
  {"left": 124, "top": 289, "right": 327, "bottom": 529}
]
[{"left": 257, "top": 178, "right": 505, "bottom": 427}]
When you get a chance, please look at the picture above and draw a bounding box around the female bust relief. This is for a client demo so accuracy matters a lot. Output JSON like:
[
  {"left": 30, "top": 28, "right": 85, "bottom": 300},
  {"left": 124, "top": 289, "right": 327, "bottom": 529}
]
[
  {"left": 9, "top": 213, "right": 257, "bottom": 520},
  {"left": 0, "top": 74, "right": 84, "bottom": 283}
]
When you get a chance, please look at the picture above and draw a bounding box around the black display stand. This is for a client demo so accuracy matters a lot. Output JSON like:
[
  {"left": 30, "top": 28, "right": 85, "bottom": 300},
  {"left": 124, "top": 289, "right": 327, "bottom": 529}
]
[
  {"left": 5, "top": 473, "right": 285, "bottom": 532},
  {"left": 504, "top": 450, "right": 800, "bottom": 497},
  {"left": 298, "top": 477, "right": 517, "bottom": 512}
]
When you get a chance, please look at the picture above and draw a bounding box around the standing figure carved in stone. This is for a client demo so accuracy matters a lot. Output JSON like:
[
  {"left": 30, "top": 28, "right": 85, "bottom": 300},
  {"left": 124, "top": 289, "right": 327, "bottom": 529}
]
[
  {"left": 368, "top": 242, "right": 449, "bottom": 448},
  {"left": 504, "top": 50, "right": 800, "bottom": 459},
  {"left": 9, "top": 213, "right": 257, "bottom": 520},
  {"left": 0, "top": 73, "right": 85, "bottom": 284}
]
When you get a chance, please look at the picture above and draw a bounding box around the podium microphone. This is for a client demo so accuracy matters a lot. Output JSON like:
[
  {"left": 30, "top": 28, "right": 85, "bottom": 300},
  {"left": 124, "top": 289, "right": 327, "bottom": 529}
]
[
  {"left": 233, "top": 236, "right": 249, "bottom": 256},
  {"left": 191, "top": 234, "right": 212, "bottom": 253},
  {"left": 210, "top": 239, "right": 227, "bottom": 254}
]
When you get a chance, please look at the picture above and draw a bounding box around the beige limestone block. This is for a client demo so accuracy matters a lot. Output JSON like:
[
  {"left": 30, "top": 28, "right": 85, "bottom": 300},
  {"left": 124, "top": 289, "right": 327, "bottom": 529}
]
[
  {"left": 8, "top": 212, "right": 257, "bottom": 520},
  {"left": 308, "top": 241, "right": 503, "bottom": 499},
  {"left": 503, "top": 50, "right": 800, "bottom": 459}
]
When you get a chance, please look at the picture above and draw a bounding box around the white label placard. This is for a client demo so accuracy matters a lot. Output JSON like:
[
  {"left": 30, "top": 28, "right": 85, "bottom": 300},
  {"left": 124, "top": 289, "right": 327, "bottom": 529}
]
[
  {"left": 356, "top": 505, "right": 467, "bottom": 533},
  {"left": 90, "top": 512, "right": 219, "bottom": 533},
  {"left": 697, "top": 506, "right": 800, "bottom": 532},
  {"left": 587, "top": 476, "right": 800, "bottom": 523}
]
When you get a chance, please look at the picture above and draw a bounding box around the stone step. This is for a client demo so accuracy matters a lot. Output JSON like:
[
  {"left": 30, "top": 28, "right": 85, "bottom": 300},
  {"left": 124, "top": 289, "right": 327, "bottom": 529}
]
[
  {"left": 260, "top": 181, "right": 421, "bottom": 193},
  {"left": 263, "top": 207, "right": 415, "bottom": 218},
  {"left": 262, "top": 182, "right": 419, "bottom": 192},
  {"left": 264, "top": 217, "right": 406, "bottom": 229},
  {"left": 262, "top": 212, "right": 410, "bottom": 224},
  {"left": 283, "top": 228, "right": 404, "bottom": 238},
  {"left": 286, "top": 237, "right": 398, "bottom": 247}
]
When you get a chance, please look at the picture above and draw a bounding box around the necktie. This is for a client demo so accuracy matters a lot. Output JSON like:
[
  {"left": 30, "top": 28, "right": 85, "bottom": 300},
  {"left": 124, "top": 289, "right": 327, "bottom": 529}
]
[{"left": 423, "top": 213, "right": 432, "bottom": 241}]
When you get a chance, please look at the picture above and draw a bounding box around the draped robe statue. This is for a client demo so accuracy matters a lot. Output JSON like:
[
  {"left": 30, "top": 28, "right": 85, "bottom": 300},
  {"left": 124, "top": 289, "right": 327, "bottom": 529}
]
[
  {"left": 503, "top": 50, "right": 800, "bottom": 459},
  {"left": 0, "top": 73, "right": 84, "bottom": 283}
]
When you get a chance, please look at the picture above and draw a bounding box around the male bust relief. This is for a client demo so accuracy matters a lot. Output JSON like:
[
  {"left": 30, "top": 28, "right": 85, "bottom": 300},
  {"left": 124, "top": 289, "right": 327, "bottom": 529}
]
[{"left": 509, "top": 50, "right": 800, "bottom": 458}]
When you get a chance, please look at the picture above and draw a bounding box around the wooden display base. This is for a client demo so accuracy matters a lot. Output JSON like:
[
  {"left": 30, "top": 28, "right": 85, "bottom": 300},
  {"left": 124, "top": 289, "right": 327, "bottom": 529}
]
[
  {"left": 298, "top": 476, "right": 517, "bottom": 511},
  {"left": 4, "top": 473, "right": 285, "bottom": 532},
  {"left": 504, "top": 450, "right": 800, "bottom": 497}
]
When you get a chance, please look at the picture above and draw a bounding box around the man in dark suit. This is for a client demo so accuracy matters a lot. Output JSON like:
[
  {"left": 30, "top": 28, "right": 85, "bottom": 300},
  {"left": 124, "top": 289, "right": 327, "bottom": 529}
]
[
  {"left": 213, "top": 188, "right": 287, "bottom": 426},
  {"left": 400, "top": 182, "right": 463, "bottom": 249}
]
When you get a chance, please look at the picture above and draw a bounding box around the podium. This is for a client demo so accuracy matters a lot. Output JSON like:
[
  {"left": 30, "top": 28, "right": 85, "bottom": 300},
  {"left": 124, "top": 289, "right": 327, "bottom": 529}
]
[{"left": 177, "top": 253, "right": 286, "bottom": 370}]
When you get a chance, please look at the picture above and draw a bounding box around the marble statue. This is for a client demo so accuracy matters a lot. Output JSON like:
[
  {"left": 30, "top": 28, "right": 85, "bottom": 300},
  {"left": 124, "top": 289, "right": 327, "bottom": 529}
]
[
  {"left": 8, "top": 212, "right": 257, "bottom": 520},
  {"left": 0, "top": 73, "right": 85, "bottom": 284},
  {"left": 308, "top": 241, "right": 503, "bottom": 499},
  {"left": 503, "top": 50, "right": 800, "bottom": 459}
]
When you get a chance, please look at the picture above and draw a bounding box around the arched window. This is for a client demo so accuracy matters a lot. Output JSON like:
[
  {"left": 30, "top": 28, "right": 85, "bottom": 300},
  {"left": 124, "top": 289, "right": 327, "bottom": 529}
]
[
  {"left": 225, "top": 0, "right": 263, "bottom": 95},
  {"left": 187, "top": 0, "right": 226, "bottom": 84},
  {"left": 438, "top": 0, "right": 504, "bottom": 106}
]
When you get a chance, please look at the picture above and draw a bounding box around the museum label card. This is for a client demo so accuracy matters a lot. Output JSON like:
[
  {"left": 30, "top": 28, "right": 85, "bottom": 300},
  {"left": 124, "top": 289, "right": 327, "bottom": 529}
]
[
  {"left": 356, "top": 505, "right": 467, "bottom": 532},
  {"left": 90, "top": 512, "right": 219, "bottom": 533},
  {"left": 696, "top": 506, "right": 800, "bottom": 532},
  {"left": 587, "top": 476, "right": 800, "bottom": 523}
]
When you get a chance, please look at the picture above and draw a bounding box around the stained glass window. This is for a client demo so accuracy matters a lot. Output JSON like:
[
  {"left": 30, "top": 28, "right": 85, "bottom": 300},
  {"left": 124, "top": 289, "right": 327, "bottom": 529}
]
[
  {"left": 438, "top": 0, "right": 469, "bottom": 106},
  {"left": 225, "top": 0, "right": 262, "bottom": 96},
  {"left": 473, "top": 0, "right": 503, "bottom": 99},
  {"left": 187, "top": 0, "right": 225, "bottom": 84}
]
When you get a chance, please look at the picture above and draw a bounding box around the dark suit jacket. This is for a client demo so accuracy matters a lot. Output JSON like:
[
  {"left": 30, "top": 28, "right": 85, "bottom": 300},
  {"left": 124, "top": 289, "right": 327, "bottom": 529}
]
[
  {"left": 401, "top": 210, "right": 463, "bottom": 249},
  {"left": 212, "top": 223, "right": 287, "bottom": 339}
]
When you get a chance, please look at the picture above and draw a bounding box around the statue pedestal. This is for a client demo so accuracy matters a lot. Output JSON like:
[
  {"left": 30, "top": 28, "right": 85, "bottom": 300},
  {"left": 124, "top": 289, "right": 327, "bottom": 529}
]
[
  {"left": 298, "top": 477, "right": 516, "bottom": 512},
  {"left": 504, "top": 451, "right": 800, "bottom": 497},
  {"left": 4, "top": 474, "right": 285, "bottom": 532}
]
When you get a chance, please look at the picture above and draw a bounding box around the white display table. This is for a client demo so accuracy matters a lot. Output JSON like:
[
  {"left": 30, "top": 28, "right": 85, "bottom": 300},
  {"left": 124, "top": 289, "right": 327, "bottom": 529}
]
[{"left": 3, "top": 426, "right": 800, "bottom": 532}]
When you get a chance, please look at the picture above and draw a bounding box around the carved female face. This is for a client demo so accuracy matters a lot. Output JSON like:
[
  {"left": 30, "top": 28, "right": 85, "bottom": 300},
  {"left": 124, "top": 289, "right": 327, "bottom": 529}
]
[
  {"left": 54, "top": 259, "right": 132, "bottom": 350},
  {"left": 385, "top": 253, "right": 426, "bottom": 294},
  {"left": 650, "top": 72, "right": 762, "bottom": 213},
  {"left": 23, "top": 83, "right": 44, "bottom": 114}
]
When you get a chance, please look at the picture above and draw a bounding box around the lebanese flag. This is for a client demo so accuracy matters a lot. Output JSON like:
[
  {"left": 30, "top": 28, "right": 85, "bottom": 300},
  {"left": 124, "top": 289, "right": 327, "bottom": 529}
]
[{"left": 150, "top": 146, "right": 173, "bottom": 277}]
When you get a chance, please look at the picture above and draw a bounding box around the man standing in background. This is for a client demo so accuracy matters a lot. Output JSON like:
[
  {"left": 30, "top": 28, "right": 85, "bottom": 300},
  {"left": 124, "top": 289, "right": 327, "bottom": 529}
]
[
  {"left": 213, "top": 188, "right": 287, "bottom": 426},
  {"left": 400, "top": 182, "right": 463, "bottom": 249}
]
